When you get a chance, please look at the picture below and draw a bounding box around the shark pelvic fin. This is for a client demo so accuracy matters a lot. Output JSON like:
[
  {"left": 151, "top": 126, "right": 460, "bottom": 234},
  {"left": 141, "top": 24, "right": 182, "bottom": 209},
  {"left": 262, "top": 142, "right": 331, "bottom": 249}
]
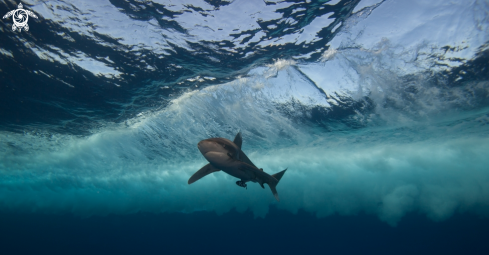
[{"left": 188, "top": 163, "right": 220, "bottom": 184}]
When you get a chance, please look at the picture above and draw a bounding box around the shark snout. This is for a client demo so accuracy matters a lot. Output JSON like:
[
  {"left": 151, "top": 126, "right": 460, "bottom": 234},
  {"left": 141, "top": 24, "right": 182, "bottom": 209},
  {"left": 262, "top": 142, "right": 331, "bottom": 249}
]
[
  {"left": 197, "top": 140, "right": 213, "bottom": 155},
  {"left": 197, "top": 141, "right": 203, "bottom": 154}
]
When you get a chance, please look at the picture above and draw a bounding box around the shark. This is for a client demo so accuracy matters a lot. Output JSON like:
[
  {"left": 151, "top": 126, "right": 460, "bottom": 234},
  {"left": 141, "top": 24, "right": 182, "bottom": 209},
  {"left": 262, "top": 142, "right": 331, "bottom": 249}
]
[{"left": 188, "top": 132, "right": 287, "bottom": 201}]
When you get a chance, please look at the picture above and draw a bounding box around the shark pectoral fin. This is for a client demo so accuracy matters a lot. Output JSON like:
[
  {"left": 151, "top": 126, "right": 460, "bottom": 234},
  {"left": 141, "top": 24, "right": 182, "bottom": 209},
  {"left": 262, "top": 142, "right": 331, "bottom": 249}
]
[
  {"left": 188, "top": 164, "right": 220, "bottom": 184},
  {"left": 259, "top": 182, "right": 265, "bottom": 189}
]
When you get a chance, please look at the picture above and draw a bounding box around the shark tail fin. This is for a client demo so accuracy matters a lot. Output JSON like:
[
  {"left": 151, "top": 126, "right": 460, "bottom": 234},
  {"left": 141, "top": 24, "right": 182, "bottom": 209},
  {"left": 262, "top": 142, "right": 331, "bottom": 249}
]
[
  {"left": 269, "top": 183, "right": 280, "bottom": 202},
  {"left": 272, "top": 168, "right": 287, "bottom": 182},
  {"left": 268, "top": 168, "right": 287, "bottom": 202}
]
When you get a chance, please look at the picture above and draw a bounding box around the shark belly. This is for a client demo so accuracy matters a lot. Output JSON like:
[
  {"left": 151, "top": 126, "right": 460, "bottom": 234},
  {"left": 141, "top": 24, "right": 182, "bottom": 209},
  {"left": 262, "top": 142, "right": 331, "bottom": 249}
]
[
  {"left": 221, "top": 166, "right": 253, "bottom": 181},
  {"left": 203, "top": 152, "right": 252, "bottom": 180}
]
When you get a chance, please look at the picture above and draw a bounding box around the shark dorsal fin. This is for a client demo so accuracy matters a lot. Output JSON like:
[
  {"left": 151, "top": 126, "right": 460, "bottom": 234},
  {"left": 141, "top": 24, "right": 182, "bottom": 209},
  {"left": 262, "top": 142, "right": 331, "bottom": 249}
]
[
  {"left": 232, "top": 131, "right": 258, "bottom": 168},
  {"left": 233, "top": 132, "right": 242, "bottom": 149}
]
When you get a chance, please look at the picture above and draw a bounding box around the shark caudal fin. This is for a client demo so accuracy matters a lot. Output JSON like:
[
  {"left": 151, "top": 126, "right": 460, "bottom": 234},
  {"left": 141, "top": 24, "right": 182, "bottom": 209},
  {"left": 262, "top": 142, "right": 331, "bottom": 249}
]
[
  {"left": 268, "top": 168, "right": 287, "bottom": 202},
  {"left": 269, "top": 184, "right": 280, "bottom": 201},
  {"left": 272, "top": 168, "right": 287, "bottom": 182}
]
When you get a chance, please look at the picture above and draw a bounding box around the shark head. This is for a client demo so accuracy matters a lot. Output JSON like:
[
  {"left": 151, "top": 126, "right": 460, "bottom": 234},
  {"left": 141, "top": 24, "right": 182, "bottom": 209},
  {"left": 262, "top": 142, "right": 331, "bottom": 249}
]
[
  {"left": 198, "top": 138, "right": 239, "bottom": 156},
  {"left": 197, "top": 139, "right": 224, "bottom": 155}
]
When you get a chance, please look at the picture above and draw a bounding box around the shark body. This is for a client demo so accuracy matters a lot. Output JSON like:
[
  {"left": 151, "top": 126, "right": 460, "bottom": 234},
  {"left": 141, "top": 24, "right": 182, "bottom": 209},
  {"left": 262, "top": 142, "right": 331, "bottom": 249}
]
[{"left": 188, "top": 132, "right": 287, "bottom": 201}]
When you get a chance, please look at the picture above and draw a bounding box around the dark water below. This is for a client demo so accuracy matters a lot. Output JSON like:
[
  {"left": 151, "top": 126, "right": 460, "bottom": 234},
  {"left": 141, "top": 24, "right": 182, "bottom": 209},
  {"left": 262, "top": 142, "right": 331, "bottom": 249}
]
[{"left": 2, "top": 209, "right": 489, "bottom": 255}]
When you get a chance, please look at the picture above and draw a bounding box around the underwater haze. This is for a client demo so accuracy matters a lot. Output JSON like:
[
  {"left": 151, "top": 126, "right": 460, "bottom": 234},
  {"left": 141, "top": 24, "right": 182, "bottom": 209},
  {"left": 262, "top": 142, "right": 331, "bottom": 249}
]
[{"left": 1, "top": 0, "right": 489, "bottom": 254}]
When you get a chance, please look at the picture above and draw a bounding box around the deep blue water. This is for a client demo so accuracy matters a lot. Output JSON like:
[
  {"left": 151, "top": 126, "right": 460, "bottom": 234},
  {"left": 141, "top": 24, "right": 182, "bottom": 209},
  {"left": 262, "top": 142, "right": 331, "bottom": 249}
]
[
  {"left": 2, "top": 209, "right": 489, "bottom": 254},
  {"left": 1, "top": 0, "right": 489, "bottom": 254}
]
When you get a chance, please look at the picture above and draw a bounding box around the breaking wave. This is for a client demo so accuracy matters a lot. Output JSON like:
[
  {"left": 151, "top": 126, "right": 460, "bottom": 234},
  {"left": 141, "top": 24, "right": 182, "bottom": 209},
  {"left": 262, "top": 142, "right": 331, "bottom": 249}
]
[{"left": 1, "top": 0, "right": 489, "bottom": 226}]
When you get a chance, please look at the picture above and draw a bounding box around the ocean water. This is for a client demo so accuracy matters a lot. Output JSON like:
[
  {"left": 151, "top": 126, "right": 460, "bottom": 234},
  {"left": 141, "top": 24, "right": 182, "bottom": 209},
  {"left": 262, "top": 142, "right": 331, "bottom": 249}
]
[{"left": 1, "top": 0, "right": 489, "bottom": 254}]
